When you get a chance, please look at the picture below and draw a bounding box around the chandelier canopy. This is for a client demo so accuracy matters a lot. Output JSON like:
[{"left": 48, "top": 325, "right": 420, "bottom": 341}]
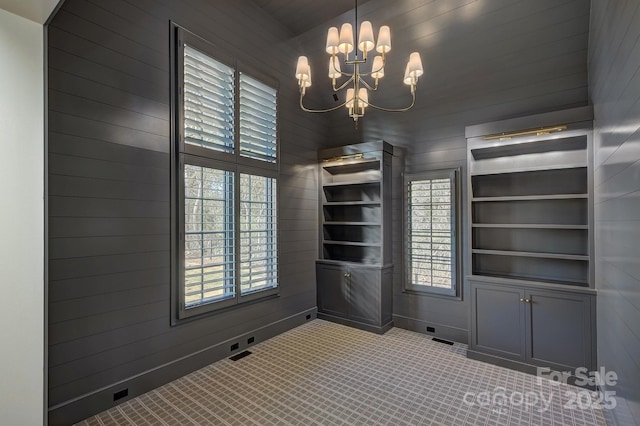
[{"left": 295, "top": 1, "right": 424, "bottom": 125}]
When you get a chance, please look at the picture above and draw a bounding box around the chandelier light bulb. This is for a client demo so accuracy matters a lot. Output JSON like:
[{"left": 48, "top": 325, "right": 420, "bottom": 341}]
[
  {"left": 326, "top": 27, "right": 339, "bottom": 54},
  {"left": 345, "top": 88, "right": 355, "bottom": 110},
  {"left": 358, "top": 21, "right": 375, "bottom": 58},
  {"left": 295, "top": 56, "right": 310, "bottom": 82},
  {"left": 338, "top": 23, "right": 354, "bottom": 55},
  {"left": 358, "top": 88, "right": 369, "bottom": 107},
  {"left": 376, "top": 26, "right": 391, "bottom": 55},
  {"left": 407, "top": 52, "right": 424, "bottom": 78},
  {"left": 371, "top": 56, "right": 384, "bottom": 80},
  {"left": 302, "top": 66, "right": 312, "bottom": 87},
  {"left": 403, "top": 62, "right": 412, "bottom": 85}
]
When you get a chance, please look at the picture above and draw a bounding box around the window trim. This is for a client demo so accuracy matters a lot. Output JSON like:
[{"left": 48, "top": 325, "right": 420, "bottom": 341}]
[
  {"left": 403, "top": 168, "right": 461, "bottom": 299},
  {"left": 171, "top": 24, "right": 279, "bottom": 324}
]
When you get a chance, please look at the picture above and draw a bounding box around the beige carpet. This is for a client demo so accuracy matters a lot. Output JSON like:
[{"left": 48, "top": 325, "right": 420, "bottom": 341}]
[{"left": 77, "top": 319, "right": 607, "bottom": 425}]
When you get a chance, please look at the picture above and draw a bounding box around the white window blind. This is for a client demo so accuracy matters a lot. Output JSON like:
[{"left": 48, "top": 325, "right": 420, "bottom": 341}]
[
  {"left": 239, "top": 74, "right": 277, "bottom": 163},
  {"left": 184, "top": 164, "right": 235, "bottom": 307},
  {"left": 407, "top": 173, "right": 456, "bottom": 294},
  {"left": 239, "top": 174, "right": 277, "bottom": 294},
  {"left": 183, "top": 45, "right": 235, "bottom": 154}
]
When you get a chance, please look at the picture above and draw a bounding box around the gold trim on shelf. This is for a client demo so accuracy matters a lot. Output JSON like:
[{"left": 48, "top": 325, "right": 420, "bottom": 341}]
[
  {"left": 322, "top": 153, "right": 364, "bottom": 163},
  {"left": 483, "top": 125, "right": 568, "bottom": 141}
]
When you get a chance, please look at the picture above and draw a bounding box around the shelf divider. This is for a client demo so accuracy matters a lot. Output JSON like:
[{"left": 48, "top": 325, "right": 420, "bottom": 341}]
[
  {"left": 323, "top": 179, "right": 381, "bottom": 187},
  {"left": 472, "top": 194, "right": 588, "bottom": 202},
  {"left": 324, "top": 240, "right": 382, "bottom": 247},
  {"left": 324, "top": 221, "right": 380, "bottom": 226},
  {"left": 472, "top": 248, "right": 589, "bottom": 261},
  {"left": 470, "top": 163, "right": 587, "bottom": 176},
  {"left": 472, "top": 223, "right": 588, "bottom": 230}
]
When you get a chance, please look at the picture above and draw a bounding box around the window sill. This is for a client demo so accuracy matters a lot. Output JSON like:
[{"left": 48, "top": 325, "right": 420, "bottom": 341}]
[
  {"left": 172, "top": 290, "right": 280, "bottom": 326},
  {"left": 401, "top": 288, "right": 462, "bottom": 301}
]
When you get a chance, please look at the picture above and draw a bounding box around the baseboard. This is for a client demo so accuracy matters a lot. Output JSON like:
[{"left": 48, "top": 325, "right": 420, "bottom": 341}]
[
  {"left": 317, "top": 313, "right": 393, "bottom": 334},
  {"left": 48, "top": 308, "right": 317, "bottom": 426},
  {"left": 467, "top": 350, "right": 597, "bottom": 390},
  {"left": 467, "top": 349, "right": 538, "bottom": 375},
  {"left": 392, "top": 314, "right": 468, "bottom": 344}
]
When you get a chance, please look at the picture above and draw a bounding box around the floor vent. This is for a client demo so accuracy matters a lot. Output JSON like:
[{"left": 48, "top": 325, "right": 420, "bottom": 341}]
[
  {"left": 432, "top": 338, "right": 454, "bottom": 345},
  {"left": 229, "top": 350, "right": 252, "bottom": 361}
]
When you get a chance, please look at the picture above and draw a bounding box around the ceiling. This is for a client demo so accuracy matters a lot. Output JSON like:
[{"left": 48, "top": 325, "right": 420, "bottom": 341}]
[
  {"left": 251, "top": 0, "right": 374, "bottom": 36},
  {"left": 1, "top": 0, "right": 369, "bottom": 32},
  {"left": 0, "top": 0, "right": 61, "bottom": 23}
]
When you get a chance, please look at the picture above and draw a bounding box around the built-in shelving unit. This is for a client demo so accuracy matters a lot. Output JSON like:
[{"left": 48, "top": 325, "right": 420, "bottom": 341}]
[
  {"left": 465, "top": 107, "right": 597, "bottom": 377},
  {"left": 316, "top": 141, "right": 394, "bottom": 334},
  {"left": 319, "top": 143, "right": 391, "bottom": 265},
  {"left": 468, "top": 128, "right": 593, "bottom": 288}
]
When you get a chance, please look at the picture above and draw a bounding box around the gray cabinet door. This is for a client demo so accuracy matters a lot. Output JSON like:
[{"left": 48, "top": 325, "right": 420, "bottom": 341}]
[
  {"left": 471, "top": 282, "right": 526, "bottom": 360},
  {"left": 348, "top": 266, "right": 380, "bottom": 325},
  {"left": 526, "top": 290, "right": 593, "bottom": 371},
  {"left": 317, "top": 263, "right": 348, "bottom": 318}
]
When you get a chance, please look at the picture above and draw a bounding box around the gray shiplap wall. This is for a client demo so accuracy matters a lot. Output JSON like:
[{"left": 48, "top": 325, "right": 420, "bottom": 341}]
[
  {"left": 296, "top": 0, "right": 591, "bottom": 342},
  {"left": 589, "top": 0, "right": 640, "bottom": 424},
  {"left": 47, "top": 0, "right": 325, "bottom": 422}
]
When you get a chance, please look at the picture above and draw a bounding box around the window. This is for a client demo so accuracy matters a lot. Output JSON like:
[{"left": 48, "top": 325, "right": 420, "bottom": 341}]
[
  {"left": 239, "top": 74, "right": 277, "bottom": 162},
  {"left": 404, "top": 169, "right": 460, "bottom": 297},
  {"left": 173, "top": 27, "right": 278, "bottom": 320},
  {"left": 240, "top": 174, "right": 277, "bottom": 294},
  {"left": 183, "top": 165, "right": 235, "bottom": 307},
  {"left": 183, "top": 45, "right": 235, "bottom": 154}
]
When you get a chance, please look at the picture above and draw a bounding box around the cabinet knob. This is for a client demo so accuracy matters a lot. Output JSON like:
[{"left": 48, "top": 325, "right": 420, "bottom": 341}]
[
  {"left": 520, "top": 298, "right": 531, "bottom": 303},
  {"left": 344, "top": 273, "right": 350, "bottom": 278}
]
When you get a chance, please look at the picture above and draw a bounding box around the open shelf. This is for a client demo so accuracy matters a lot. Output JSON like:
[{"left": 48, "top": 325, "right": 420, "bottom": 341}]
[
  {"left": 472, "top": 193, "right": 588, "bottom": 202},
  {"left": 323, "top": 201, "right": 381, "bottom": 206},
  {"left": 322, "top": 158, "right": 380, "bottom": 175},
  {"left": 323, "top": 182, "right": 380, "bottom": 204},
  {"left": 473, "top": 198, "right": 587, "bottom": 225},
  {"left": 471, "top": 135, "right": 587, "bottom": 160},
  {"left": 470, "top": 162, "right": 587, "bottom": 176},
  {"left": 473, "top": 227, "right": 588, "bottom": 256},
  {"left": 323, "top": 179, "right": 381, "bottom": 187},
  {"left": 472, "top": 252, "right": 589, "bottom": 287},
  {"left": 472, "top": 167, "right": 587, "bottom": 197},
  {"left": 323, "top": 243, "right": 381, "bottom": 265},
  {"left": 323, "top": 224, "right": 381, "bottom": 243},
  {"left": 324, "top": 241, "right": 381, "bottom": 247},
  {"left": 472, "top": 249, "right": 588, "bottom": 261},
  {"left": 323, "top": 221, "right": 379, "bottom": 226},
  {"left": 323, "top": 204, "right": 381, "bottom": 223},
  {"left": 472, "top": 223, "right": 588, "bottom": 230}
]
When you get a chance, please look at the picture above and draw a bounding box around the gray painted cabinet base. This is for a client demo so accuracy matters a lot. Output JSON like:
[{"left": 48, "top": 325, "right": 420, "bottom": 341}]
[
  {"left": 316, "top": 261, "right": 393, "bottom": 334},
  {"left": 469, "top": 279, "right": 596, "bottom": 382}
]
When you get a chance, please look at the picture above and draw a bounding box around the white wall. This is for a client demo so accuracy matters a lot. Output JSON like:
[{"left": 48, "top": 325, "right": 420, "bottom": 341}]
[{"left": 0, "top": 8, "right": 45, "bottom": 426}]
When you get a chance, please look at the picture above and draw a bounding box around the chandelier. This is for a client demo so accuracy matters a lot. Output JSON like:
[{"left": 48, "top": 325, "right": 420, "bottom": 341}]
[{"left": 295, "top": 1, "right": 424, "bottom": 125}]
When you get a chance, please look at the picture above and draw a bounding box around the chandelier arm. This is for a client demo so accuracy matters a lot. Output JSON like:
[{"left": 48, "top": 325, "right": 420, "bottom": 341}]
[
  {"left": 334, "top": 75, "right": 356, "bottom": 92},
  {"left": 366, "top": 92, "right": 416, "bottom": 112},
  {"left": 356, "top": 60, "right": 386, "bottom": 78},
  {"left": 300, "top": 94, "right": 352, "bottom": 113},
  {"left": 358, "top": 78, "right": 377, "bottom": 91},
  {"left": 330, "top": 61, "right": 354, "bottom": 79}
]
